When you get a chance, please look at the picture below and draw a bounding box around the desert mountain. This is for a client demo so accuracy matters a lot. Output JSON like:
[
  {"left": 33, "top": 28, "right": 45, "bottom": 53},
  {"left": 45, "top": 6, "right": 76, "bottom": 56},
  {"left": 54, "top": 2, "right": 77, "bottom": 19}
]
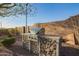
[{"left": 32, "top": 14, "right": 79, "bottom": 45}]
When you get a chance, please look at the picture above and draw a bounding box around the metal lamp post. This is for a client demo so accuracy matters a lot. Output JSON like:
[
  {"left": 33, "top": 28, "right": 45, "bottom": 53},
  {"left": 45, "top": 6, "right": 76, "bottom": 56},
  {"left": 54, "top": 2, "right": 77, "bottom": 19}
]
[
  {"left": 22, "top": 3, "right": 28, "bottom": 49},
  {"left": 25, "top": 3, "right": 31, "bottom": 52},
  {"left": 26, "top": 3, "right": 28, "bottom": 33}
]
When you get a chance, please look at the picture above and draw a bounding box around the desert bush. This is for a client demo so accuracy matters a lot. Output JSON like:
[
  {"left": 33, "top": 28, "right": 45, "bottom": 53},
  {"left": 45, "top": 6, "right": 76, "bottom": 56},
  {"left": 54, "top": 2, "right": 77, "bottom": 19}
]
[{"left": 1, "top": 37, "right": 15, "bottom": 46}]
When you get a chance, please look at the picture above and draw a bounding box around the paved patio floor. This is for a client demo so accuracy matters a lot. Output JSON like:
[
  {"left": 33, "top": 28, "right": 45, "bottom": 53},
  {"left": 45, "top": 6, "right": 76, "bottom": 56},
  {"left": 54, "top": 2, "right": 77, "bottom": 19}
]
[{"left": 6, "top": 36, "right": 36, "bottom": 56}]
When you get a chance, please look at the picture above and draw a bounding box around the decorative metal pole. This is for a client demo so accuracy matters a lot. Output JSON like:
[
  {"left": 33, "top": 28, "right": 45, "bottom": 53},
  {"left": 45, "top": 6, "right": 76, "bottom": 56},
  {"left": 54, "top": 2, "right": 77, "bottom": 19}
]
[
  {"left": 22, "top": 3, "right": 29, "bottom": 49},
  {"left": 26, "top": 3, "right": 28, "bottom": 33},
  {"left": 26, "top": 3, "right": 31, "bottom": 52}
]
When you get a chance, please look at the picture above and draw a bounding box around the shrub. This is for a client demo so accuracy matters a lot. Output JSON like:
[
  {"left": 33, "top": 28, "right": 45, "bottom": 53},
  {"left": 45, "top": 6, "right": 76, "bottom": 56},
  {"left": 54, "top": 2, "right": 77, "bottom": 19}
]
[
  {"left": 8, "top": 34, "right": 12, "bottom": 37},
  {"left": 1, "top": 37, "right": 15, "bottom": 46}
]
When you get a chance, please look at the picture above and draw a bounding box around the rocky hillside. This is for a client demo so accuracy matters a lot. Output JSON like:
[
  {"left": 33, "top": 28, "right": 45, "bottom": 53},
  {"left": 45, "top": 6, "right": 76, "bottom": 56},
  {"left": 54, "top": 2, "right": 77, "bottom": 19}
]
[{"left": 32, "top": 14, "right": 79, "bottom": 45}]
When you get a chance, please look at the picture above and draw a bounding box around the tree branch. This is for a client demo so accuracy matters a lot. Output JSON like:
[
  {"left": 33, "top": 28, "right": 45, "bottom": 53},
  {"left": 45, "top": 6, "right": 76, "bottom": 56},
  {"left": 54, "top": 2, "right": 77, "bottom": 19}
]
[{"left": 0, "top": 3, "right": 16, "bottom": 9}]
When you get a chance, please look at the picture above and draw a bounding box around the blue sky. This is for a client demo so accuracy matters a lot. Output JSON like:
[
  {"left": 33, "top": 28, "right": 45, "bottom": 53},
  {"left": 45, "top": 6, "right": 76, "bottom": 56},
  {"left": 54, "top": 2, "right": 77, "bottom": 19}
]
[{"left": 1, "top": 3, "right": 79, "bottom": 28}]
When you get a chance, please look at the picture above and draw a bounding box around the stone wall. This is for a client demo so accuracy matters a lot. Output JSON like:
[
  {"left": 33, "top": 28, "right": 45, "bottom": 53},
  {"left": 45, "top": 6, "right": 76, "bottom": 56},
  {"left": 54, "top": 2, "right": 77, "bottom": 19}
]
[
  {"left": 22, "top": 34, "right": 61, "bottom": 56},
  {"left": 39, "top": 35, "right": 60, "bottom": 56},
  {"left": 30, "top": 41, "right": 39, "bottom": 54}
]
